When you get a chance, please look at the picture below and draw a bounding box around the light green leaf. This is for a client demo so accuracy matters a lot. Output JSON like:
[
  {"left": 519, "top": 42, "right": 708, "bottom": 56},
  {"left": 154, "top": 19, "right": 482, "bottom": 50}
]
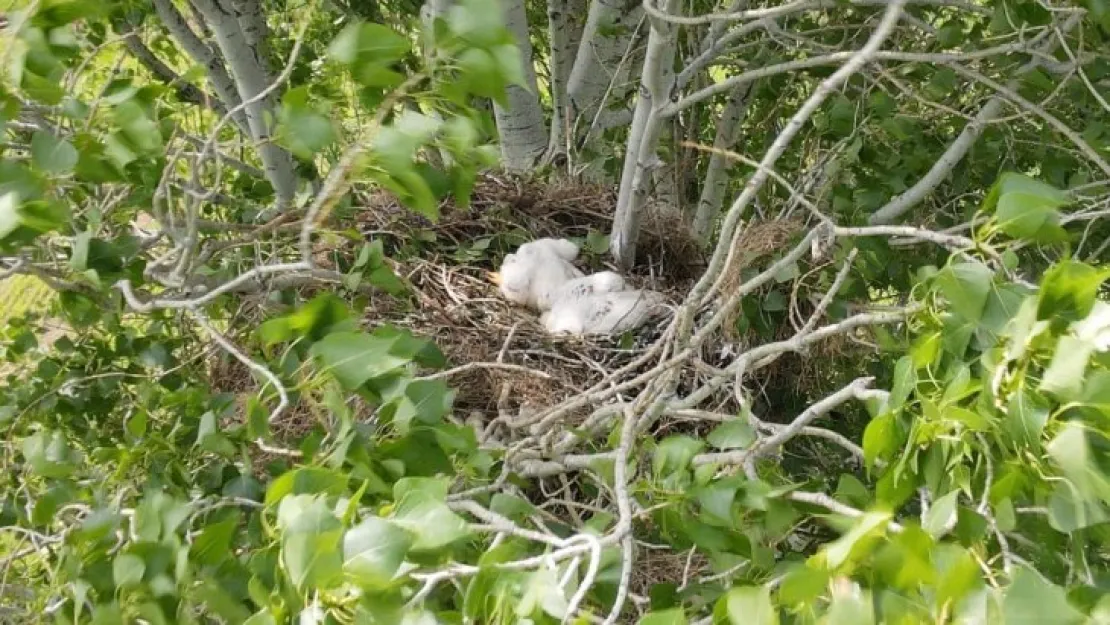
[
  {"left": 889, "top": 355, "right": 916, "bottom": 410},
  {"left": 1037, "top": 261, "right": 1110, "bottom": 323},
  {"left": 0, "top": 191, "right": 20, "bottom": 240},
  {"left": 823, "top": 510, "right": 892, "bottom": 569},
  {"left": 923, "top": 490, "right": 959, "bottom": 538},
  {"left": 516, "top": 568, "right": 568, "bottom": 619},
  {"left": 638, "top": 608, "right": 689, "bottom": 624},
  {"left": 934, "top": 261, "right": 993, "bottom": 323},
  {"left": 328, "top": 22, "right": 410, "bottom": 67},
  {"left": 391, "top": 379, "right": 455, "bottom": 434},
  {"left": 825, "top": 592, "right": 875, "bottom": 625},
  {"left": 23, "top": 429, "right": 80, "bottom": 478},
  {"left": 653, "top": 435, "right": 704, "bottom": 477},
  {"left": 113, "top": 553, "right": 145, "bottom": 588},
  {"left": 1046, "top": 422, "right": 1110, "bottom": 502},
  {"left": 707, "top": 419, "right": 756, "bottom": 450},
  {"left": 945, "top": 406, "right": 990, "bottom": 432},
  {"left": 862, "top": 413, "right": 898, "bottom": 467},
  {"left": 1005, "top": 389, "right": 1049, "bottom": 448},
  {"left": 456, "top": 48, "right": 505, "bottom": 99},
  {"left": 448, "top": 0, "right": 506, "bottom": 47},
  {"left": 30, "top": 131, "right": 78, "bottom": 173},
  {"left": 310, "top": 331, "right": 411, "bottom": 390},
  {"left": 718, "top": 586, "right": 778, "bottom": 625},
  {"left": 343, "top": 517, "right": 413, "bottom": 588},
  {"left": 277, "top": 496, "right": 344, "bottom": 589},
  {"left": 1001, "top": 567, "right": 1084, "bottom": 625},
  {"left": 490, "top": 43, "right": 526, "bottom": 89},
  {"left": 990, "top": 174, "right": 1070, "bottom": 243},
  {"left": 391, "top": 491, "right": 471, "bottom": 551},
  {"left": 1048, "top": 482, "right": 1110, "bottom": 532},
  {"left": 1040, "top": 335, "right": 1093, "bottom": 398}
]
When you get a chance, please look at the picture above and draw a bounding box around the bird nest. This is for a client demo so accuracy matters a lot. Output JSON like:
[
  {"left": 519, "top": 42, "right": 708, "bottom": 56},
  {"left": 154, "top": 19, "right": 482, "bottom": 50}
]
[{"left": 340, "top": 171, "right": 700, "bottom": 419}]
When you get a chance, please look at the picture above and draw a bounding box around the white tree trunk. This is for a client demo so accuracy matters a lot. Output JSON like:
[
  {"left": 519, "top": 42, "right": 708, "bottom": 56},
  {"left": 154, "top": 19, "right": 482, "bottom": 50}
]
[
  {"left": 493, "top": 0, "right": 549, "bottom": 170},
  {"left": 191, "top": 0, "right": 297, "bottom": 210},
  {"left": 693, "top": 83, "right": 752, "bottom": 243},
  {"left": 152, "top": 0, "right": 250, "bottom": 134},
  {"left": 545, "top": 0, "right": 587, "bottom": 160},
  {"left": 566, "top": 0, "right": 643, "bottom": 147},
  {"left": 610, "top": 0, "right": 679, "bottom": 269}
]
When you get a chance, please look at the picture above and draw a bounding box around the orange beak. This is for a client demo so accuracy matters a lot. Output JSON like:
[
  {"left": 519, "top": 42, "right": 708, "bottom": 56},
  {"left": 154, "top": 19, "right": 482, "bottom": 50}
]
[{"left": 487, "top": 271, "right": 502, "bottom": 286}]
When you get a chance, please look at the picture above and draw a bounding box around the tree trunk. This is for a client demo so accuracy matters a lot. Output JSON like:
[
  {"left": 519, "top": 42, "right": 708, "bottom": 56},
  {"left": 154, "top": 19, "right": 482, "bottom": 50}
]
[
  {"left": 565, "top": 0, "right": 643, "bottom": 149},
  {"left": 693, "top": 83, "right": 752, "bottom": 243},
  {"left": 152, "top": 0, "right": 250, "bottom": 134},
  {"left": 610, "top": 0, "right": 679, "bottom": 270},
  {"left": 545, "top": 0, "right": 586, "bottom": 161},
  {"left": 493, "top": 0, "right": 548, "bottom": 170},
  {"left": 191, "top": 0, "right": 297, "bottom": 211}
]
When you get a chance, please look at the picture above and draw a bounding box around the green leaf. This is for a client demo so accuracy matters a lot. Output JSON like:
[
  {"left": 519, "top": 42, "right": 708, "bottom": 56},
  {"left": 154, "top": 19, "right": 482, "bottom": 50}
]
[
  {"left": 823, "top": 510, "right": 891, "bottom": 569},
  {"left": 390, "top": 379, "right": 455, "bottom": 434},
  {"left": 717, "top": 586, "right": 778, "bottom": 625},
  {"left": 889, "top": 355, "right": 916, "bottom": 410},
  {"left": 456, "top": 48, "right": 506, "bottom": 99},
  {"left": 343, "top": 517, "right": 413, "bottom": 588},
  {"left": 265, "top": 467, "right": 350, "bottom": 506},
  {"left": 391, "top": 490, "right": 471, "bottom": 551},
  {"left": 825, "top": 593, "right": 875, "bottom": 625},
  {"left": 516, "top": 568, "right": 569, "bottom": 619},
  {"left": 1046, "top": 422, "right": 1110, "bottom": 502},
  {"left": 491, "top": 43, "right": 526, "bottom": 89},
  {"left": 30, "top": 131, "right": 78, "bottom": 173},
  {"left": 638, "top": 608, "right": 688, "bottom": 624},
  {"left": 1005, "top": 390, "right": 1049, "bottom": 448},
  {"left": 328, "top": 22, "right": 410, "bottom": 68},
  {"left": 0, "top": 192, "right": 20, "bottom": 240},
  {"left": 653, "top": 435, "right": 705, "bottom": 477},
  {"left": 986, "top": 172, "right": 1070, "bottom": 212},
  {"left": 279, "top": 98, "right": 336, "bottom": 159},
  {"left": 448, "top": 0, "right": 507, "bottom": 47},
  {"left": 310, "top": 331, "right": 411, "bottom": 390},
  {"left": 862, "top": 413, "right": 898, "bottom": 467},
  {"left": 277, "top": 496, "right": 345, "bottom": 590},
  {"left": 996, "top": 191, "right": 1067, "bottom": 242},
  {"left": 922, "top": 490, "right": 959, "bottom": 538},
  {"left": 1002, "top": 567, "right": 1084, "bottom": 625},
  {"left": 191, "top": 512, "right": 239, "bottom": 566},
  {"left": 934, "top": 261, "right": 993, "bottom": 323},
  {"left": 1048, "top": 483, "right": 1110, "bottom": 532},
  {"left": 1040, "top": 335, "right": 1093, "bottom": 398},
  {"left": 113, "top": 553, "right": 146, "bottom": 588},
  {"left": 21, "top": 430, "right": 77, "bottom": 478},
  {"left": 707, "top": 419, "right": 756, "bottom": 450},
  {"left": 1037, "top": 261, "right": 1110, "bottom": 323}
]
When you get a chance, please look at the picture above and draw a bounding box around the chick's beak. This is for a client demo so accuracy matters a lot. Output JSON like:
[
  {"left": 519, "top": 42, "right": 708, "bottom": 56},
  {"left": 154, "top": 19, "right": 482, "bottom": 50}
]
[{"left": 487, "top": 271, "right": 502, "bottom": 286}]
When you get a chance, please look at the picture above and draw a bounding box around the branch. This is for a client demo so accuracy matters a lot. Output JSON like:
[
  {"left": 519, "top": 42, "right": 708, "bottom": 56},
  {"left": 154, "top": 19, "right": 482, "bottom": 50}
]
[
  {"left": 117, "top": 29, "right": 232, "bottom": 119},
  {"left": 151, "top": 0, "right": 250, "bottom": 134},
  {"left": 868, "top": 12, "right": 1083, "bottom": 224}
]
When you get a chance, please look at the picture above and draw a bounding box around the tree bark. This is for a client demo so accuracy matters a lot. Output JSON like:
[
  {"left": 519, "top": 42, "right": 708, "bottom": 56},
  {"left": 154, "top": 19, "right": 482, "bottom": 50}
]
[
  {"left": 693, "top": 83, "right": 752, "bottom": 243},
  {"left": 545, "top": 0, "right": 586, "bottom": 161},
  {"left": 152, "top": 0, "right": 250, "bottom": 134},
  {"left": 191, "top": 0, "right": 297, "bottom": 211},
  {"left": 565, "top": 0, "right": 643, "bottom": 148},
  {"left": 609, "top": 0, "right": 679, "bottom": 269},
  {"left": 493, "top": 0, "right": 549, "bottom": 170}
]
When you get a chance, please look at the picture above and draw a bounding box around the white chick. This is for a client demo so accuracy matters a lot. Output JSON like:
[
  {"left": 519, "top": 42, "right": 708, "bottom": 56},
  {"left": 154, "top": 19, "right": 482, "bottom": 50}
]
[
  {"left": 488, "top": 238, "right": 585, "bottom": 311},
  {"left": 551, "top": 270, "right": 627, "bottom": 301},
  {"left": 541, "top": 289, "right": 667, "bottom": 336}
]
